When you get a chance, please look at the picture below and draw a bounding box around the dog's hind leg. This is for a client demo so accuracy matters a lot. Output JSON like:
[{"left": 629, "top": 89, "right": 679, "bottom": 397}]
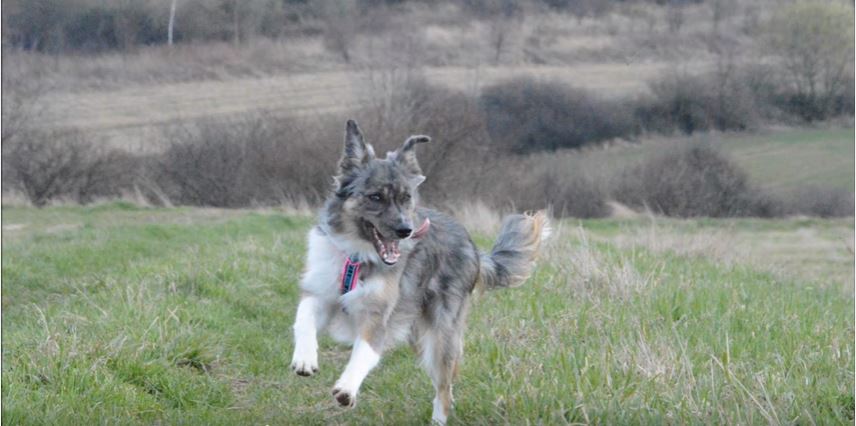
[
  {"left": 290, "top": 294, "right": 326, "bottom": 376},
  {"left": 420, "top": 329, "right": 463, "bottom": 424}
]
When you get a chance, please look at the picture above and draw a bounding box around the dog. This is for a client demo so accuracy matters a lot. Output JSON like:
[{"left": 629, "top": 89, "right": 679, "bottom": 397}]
[{"left": 290, "top": 120, "right": 549, "bottom": 423}]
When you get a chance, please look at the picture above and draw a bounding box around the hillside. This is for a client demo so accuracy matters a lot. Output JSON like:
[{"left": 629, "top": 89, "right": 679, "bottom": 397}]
[{"left": 36, "top": 63, "right": 681, "bottom": 151}]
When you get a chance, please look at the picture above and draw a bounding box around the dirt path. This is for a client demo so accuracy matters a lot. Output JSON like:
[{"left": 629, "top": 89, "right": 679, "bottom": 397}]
[{"left": 40, "top": 62, "right": 686, "bottom": 150}]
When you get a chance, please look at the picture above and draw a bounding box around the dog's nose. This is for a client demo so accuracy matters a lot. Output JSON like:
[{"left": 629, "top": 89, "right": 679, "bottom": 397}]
[{"left": 395, "top": 227, "right": 412, "bottom": 239}]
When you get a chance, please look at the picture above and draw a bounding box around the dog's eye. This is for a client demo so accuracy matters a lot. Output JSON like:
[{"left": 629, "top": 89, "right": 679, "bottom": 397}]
[
  {"left": 368, "top": 193, "right": 383, "bottom": 202},
  {"left": 401, "top": 193, "right": 411, "bottom": 203}
]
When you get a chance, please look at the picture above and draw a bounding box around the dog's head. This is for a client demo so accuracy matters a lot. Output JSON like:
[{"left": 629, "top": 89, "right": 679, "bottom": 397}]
[{"left": 327, "top": 119, "right": 430, "bottom": 265}]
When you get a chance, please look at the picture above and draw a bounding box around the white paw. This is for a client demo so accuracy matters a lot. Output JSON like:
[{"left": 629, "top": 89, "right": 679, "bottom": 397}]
[
  {"left": 290, "top": 350, "right": 318, "bottom": 376},
  {"left": 332, "top": 386, "right": 357, "bottom": 408}
]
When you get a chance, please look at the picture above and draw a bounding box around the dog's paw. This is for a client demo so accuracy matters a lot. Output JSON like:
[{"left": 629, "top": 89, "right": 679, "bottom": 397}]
[
  {"left": 331, "top": 387, "right": 356, "bottom": 408},
  {"left": 290, "top": 358, "right": 318, "bottom": 377}
]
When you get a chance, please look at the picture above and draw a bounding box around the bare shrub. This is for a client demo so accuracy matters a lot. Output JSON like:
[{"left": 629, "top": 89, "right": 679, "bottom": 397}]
[
  {"left": 464, "top": 152, "right": 609, "bottom": 218},
  {"left": 154, "top": 114, "right": 339, "bottom": 207},
  {"left": 615, "top": 144, "right": 765, "bottom": 218},
  {"left": 525, "top": 168, "right": 609, "bottom": 218},
  {"left": 468, "top": 0, "right": 525, "bottom": 64},
  {"left": 666, "top": 2, "right": 685, "bottom": 33},
  {"left": 319, "top": 0, "right": 360, "bottom": 63},
  {"left": 358, "top": 72, "right": 494, "bottom": 204},
  {"left": 1, "top": 73, "right": 47, "bottom": 143},
  {"left": 355, "top": 76, "right": 608, "bottom": 217},
  {"left": 2, "top": 130, "right": 135, "bottom": 206},
  {"left": 240, "top": 116, "right": 340, "bottom": 206},
  {"left": 540, "top": 0, "right": 612, "bottom": 21},
  {"left": 781, "top": 187, "right": 854, "bottom": 218},
  {"left": 3, "top": 0, "right": 299, "bottom": 53},
  {"left": 156, "top": 121, "right": 251, "bottom": 207},
  {"left": 481, "top": 78, "right": 637, "bottom": 153},
  {"left": 637, "top": 70, "right": 758, "bottom": 134}
]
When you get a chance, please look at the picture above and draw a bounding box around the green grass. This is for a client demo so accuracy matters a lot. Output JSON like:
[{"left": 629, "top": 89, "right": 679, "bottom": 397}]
[
  {"left": 2, "top": 204, "right": 853, "bottom": 424},
  {"left": 716, "top": 127, "right": 855, "bottom": 194}
]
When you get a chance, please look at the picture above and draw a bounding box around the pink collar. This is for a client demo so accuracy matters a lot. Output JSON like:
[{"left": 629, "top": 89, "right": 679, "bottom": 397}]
[
  {"left": 411, "top": 217, "right": 431, "bottom": 239},
  {"left": 339, "top": 217, "right": 430, "bottom": 295}
]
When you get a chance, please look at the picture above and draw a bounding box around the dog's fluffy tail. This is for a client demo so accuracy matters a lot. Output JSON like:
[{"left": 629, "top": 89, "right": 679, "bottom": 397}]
[{"left": 478, "top": 211, "right": 551, "bottom": 290}]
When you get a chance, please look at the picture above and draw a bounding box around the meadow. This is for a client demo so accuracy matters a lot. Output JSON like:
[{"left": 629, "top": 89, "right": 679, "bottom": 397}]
[
  {"left": 2, "top": 203, "right": 853, "bottom": 424},
  {"left": 2, "top": 0, "right": 853, "bottom": 423}
]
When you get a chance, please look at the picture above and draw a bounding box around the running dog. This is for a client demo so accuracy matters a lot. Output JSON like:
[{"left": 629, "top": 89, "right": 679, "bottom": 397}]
[{"left": 290, "top": 120, "right": 549, "bottom": 423}]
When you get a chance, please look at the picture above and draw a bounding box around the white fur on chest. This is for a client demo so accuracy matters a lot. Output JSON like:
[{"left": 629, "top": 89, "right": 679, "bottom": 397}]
[
  {"left": 300, "top": 227, "right": 378, "bottom": 296},
  {"left": 300, "top": 227, "right": 391, "bottom": 344}
]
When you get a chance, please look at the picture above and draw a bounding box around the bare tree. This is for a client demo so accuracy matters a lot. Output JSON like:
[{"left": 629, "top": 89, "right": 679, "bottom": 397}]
[
  {"left": 765, "top": 1, "right": 855, "bottom": 120},
  {"left": 484, "top": 0, "right": 523, "bottom": 65},
  {"left": 666, "top": 2, "right": 685, "bottom": 34},
  {"left": 321, "top": 0, "right": 359, "bottom": 63},
  {"left": 168, "top": 0, "right": 177, "bottom": 46},
  {"left": 710, "top": 0, "right": 735, "bottom": 34},
  {"left": 231, "top": 0, "right": 240, "bottom": 46}
]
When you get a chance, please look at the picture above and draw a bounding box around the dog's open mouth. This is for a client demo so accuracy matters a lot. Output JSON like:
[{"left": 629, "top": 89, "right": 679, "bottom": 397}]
[{"left": 370, "top": 225, "right": 401, "bottom": 265}]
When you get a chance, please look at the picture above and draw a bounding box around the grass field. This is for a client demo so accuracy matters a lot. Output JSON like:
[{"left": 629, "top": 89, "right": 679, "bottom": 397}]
[
  {"left": 35, "top": 63, "right": 679, "bottom": 152},
  {"left": 717, "top": 128, "right": 856, "bottom": 194},
  {"left": 2, "top": 203, "right": 853, "bottom": 424},
  {"left": 564, "top": 126, "right": 855, "bottom": 196}
]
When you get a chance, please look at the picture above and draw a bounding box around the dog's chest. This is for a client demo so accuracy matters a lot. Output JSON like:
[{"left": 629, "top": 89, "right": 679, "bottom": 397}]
[{"left": 302, "top": 227, "right": 380, "bottom": 297}]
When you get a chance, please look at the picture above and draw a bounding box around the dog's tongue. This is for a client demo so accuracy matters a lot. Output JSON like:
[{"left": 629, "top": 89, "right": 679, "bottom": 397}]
[{"left": 373, "top": 220, "right": 428, "bottom": 265}]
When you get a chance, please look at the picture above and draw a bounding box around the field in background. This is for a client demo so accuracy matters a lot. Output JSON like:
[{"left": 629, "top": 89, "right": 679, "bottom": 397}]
[
  {"left": 2, "top": 0, "right": 745, "bottom": 150},
  {"left": 717, "top": 128, "right": 856, "bottom": 194},
  {"left": 2, "top": 204, "right": 853, "bottom": 424},
  {"left": 532, "top": 126, "right": 855, "bottom": 199},
  {"left": 34, "top": 63, "right": 678, "bottom": 151},
  {"left": 3, "top": 0, "right": 852, "bottom": 214}
]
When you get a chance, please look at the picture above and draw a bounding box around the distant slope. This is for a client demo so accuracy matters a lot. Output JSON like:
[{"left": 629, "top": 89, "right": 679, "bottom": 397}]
[
  {"left": 716, "top": 128, "right": 855, "bottom": 194},
  {"left": 582, "top": 127, "right": 854, "bottom": 195},
  {"left": 38, "top": 63, "right": 681, "bottom": 150}
]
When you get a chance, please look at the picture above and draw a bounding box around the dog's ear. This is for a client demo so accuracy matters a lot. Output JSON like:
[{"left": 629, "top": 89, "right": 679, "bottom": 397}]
[
  {"left": 392, "top": 134, "right": 430, "bottom": 186},
  {"left": 338, "top": 119, "right": 375, "bottom": 176}
]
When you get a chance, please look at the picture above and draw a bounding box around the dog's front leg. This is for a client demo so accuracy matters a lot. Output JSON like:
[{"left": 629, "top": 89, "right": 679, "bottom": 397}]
[
  {"left": 291, "top": 294, "right": 322, "bottom": 376},
  {"left": 331, "top": 321, "right": 385, "bottom": 408}
]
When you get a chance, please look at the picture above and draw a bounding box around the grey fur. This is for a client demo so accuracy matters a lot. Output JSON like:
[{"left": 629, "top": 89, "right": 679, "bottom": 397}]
[
  {"left": 479, "top": 212, "right": 548, "bottom": 289},
  {"left": 305, "top": 120, "right": 548, "bottom": 419}
]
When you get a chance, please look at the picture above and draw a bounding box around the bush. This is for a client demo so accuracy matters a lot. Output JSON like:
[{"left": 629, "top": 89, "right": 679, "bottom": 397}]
[
  {"left": 471, "top": 152, "right": 609, "bottom": 218},
  {"left": 357, "top": 74, "right": 494, "bottom": 204},
  {"left": 528, "top": 169, "right": 609, "bottom": 218},
  {"left": 637, "top": 70, "right": 758, "bottom": 134},
  {"left": 781, "top": 187, "right": 854, "bottom": 218},
  {"left": 615, "top": 144, "right": 766, "bottom": 217},
  {"left": 3, "top": 0, "right": 168, "bottom": 53},
  {"left": 481, "top": 78, "right": 637, "bottom": 153},
  {"left": 2, "top": 0, "right": 300, "bottom": 53},
  {"left": 155, "top": 115, "right": 340, "bottom": 207},
  {"left": 156, "top": 121, "right": 252, "bottom": 207},
  {"left": 2, "top": 130, "right": 135, "bottom": 206}
]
